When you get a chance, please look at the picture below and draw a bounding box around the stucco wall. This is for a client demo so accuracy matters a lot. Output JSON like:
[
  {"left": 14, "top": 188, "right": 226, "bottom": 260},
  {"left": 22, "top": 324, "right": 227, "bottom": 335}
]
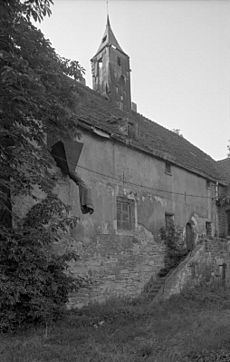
[
  {"left": 13, "top": 129, "right": 218, "bottom": 307},
  {"left": 58, "top": 130, "right": 217, "bottom": 307},
  {"left": 77, "top": 129, "right": 216, "bottom": 230}
]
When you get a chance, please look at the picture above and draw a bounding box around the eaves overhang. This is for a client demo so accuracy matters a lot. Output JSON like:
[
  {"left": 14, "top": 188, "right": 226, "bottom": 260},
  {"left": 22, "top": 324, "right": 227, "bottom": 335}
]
[
  {"left": 77, "top": 118, "right": 225, "bottom": 185},
  {"left": 91, "top": 44, "right": 129, "bottom": 61}
]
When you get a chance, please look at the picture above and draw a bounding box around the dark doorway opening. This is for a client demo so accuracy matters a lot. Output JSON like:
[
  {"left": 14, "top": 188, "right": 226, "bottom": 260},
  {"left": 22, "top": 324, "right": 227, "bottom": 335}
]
[
  {"left": 226, "top": 210, "right": 230, "bottom": 236},
  {"left": 186, "top": 222, "right": 194, "bottom": 252}
]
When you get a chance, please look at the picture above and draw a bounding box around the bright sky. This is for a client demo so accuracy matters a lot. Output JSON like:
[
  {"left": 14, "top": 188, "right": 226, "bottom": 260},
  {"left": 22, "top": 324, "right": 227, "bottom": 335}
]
[{"left": 37, "top": 0, "right": 230, "bottom": 161}]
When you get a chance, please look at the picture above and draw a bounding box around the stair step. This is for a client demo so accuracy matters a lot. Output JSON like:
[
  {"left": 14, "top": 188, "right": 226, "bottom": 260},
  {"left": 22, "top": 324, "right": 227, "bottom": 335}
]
[
  {"left": 150, "top": 286, "right": 163, "bottom": 291},
  {"left": 152, "top": 282, "right": 164, "bottom": 287}
]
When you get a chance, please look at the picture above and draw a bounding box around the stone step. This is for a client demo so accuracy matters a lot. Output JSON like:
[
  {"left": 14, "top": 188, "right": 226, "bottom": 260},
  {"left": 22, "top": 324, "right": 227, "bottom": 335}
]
[{"left": 148, "top": 282, "right": 165, "bottom": 293}]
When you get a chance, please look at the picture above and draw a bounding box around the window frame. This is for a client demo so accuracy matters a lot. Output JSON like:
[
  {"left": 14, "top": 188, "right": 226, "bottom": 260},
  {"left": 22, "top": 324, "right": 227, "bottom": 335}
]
[
  {"left": 165, "top": 161, "right": 172, "bottom": 175},
  {"left": 206, "top": 180, "right": 211, "bottom": 189},
  {"left": 205, "top": 221, "right": 212, "bottom": 237},
  {"left": 116, "top": 196, "right": 135, "bottom": 231},
  {"left": 165, "top": 213, "right": 174, "bottom": 229},
  {"left": 226, "top": 209, "right": 230, "bottom": 236}
]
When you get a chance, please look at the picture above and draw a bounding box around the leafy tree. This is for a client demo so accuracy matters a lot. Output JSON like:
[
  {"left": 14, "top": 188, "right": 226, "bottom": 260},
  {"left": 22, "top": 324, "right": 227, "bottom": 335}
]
[{"left": 0, "top": 0, "right": 85, "bottom": 331}]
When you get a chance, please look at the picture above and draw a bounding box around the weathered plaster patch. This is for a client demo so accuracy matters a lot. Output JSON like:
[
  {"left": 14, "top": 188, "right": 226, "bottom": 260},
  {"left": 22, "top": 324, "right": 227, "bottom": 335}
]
[{"left": 154, "top": 196, "right": 167, "bottom": 207}]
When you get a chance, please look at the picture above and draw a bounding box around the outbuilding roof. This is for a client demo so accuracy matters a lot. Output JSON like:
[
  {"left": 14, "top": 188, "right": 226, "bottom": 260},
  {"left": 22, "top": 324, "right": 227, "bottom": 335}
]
[{"left": 216, "top": 158, "right": 230, "bottom": 183}]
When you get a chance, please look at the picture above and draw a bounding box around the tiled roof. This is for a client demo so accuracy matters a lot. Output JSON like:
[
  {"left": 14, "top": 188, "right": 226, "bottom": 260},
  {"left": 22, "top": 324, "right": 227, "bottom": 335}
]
[
  {"left": 216, "top": 158, "right": 230, "bottom": 183},
  {"left": 74, "top": 81, "right": 223, "bottom": 183}
]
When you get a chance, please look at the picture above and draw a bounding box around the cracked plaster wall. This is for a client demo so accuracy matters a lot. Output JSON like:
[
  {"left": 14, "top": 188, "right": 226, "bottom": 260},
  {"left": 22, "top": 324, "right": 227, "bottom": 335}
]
[
  {"left": 13, "top": 129, "right": 218, "bottom": 307},
  {"left": 59, "top": 130, "right": 218, "bottom": 307}
]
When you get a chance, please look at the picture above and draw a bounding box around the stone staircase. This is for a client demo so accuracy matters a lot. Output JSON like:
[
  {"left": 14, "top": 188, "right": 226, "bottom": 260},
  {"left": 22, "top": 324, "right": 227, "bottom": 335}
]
[
  {"left": 143, "top": 238, "right": 230, "bottom": 302},
  {"left": 142, "top": 274, "right": 168, "bottom": 300},
  {"left": 154, "top": 238, "right": 229, "bottom": 302}
]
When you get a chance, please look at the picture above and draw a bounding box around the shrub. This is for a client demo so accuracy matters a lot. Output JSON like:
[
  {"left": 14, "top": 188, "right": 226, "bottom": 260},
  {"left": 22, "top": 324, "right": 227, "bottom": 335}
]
[
  {"left": 0, "top": 0, "right": 86, "bottom": 333},
  {"left": 0, "top": 195, "right": 80, "bottom": 332},
  {"left": 158, "top": 224, "right": 188, "bottom": 276}
]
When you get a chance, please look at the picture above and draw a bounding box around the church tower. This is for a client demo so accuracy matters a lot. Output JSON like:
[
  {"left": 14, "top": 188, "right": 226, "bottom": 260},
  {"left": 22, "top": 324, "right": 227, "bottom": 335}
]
[{"left": 91, "top": 16, "right": 131, "bottom": 112}]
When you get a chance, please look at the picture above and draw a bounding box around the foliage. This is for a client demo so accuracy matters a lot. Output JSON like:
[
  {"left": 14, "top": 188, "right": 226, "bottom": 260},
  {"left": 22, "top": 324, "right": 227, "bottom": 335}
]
[
  {"left": 158, "top": 224, "right": 188, "bottom": 277},
  {"left": 1, "top": 286, "right": 230, "bottom": 361},
  {"left": 227, "top": 139, "right": 230, "bottom": 158},
  {"left": 0, "top": 0, "right": 85, "bottom": 203},
  {"left": 0, "top": 0, "right": 85, "bottom": 331},
  {"left": 0, "top": 194, "right": 83, "bottom": 332}
]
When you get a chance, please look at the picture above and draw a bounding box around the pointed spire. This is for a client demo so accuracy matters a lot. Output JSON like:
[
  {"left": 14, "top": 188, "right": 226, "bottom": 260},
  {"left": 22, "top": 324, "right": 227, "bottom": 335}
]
[
  {"left": 93, "top": 15, "right": 125, "bottom": 57},
  {"left": 107, "top": 14, "right": 110, "bottom": 27},
  {"left": 106, "top": 0, "right": 109, "bottom": 19}
]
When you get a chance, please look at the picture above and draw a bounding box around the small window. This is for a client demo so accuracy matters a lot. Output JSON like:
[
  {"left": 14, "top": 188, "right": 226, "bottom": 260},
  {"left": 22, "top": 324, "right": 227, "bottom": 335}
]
[
  {"left": 165, "top": 213, "right": 174, "bottom": 229},
  {"left": 117, "top": 56, "right": 121, "bottom": 66},
  {"left": 165, "top": 161, "right": 172, "bottom": 175},
  {"left": 206, "top": 180, "right": 211, "bottom": 189},
  {"left": 98, "top": 58, "right": 103, "bottom": 74},
  {"left": 206, "top": 221, "right": 212, "bottom": 236},
  {"left": 117, "top": 197, "right": 135, "bottom": 230},
  {"left": 102, "top": 35, "right": 107, "bottom": 43},
  {"left": 215, "top": 182, "right": 219, "bottom": 200},
  {"left": 226, "top": 210, "right": 230, "bottom": 236},
  {"left": 119, "top": 75, "right": 125, "bottom": 86}
]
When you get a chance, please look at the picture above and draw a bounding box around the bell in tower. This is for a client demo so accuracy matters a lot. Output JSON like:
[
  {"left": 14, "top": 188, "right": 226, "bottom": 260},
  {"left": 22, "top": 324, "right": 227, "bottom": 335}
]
[{"left": 91, "top": 16, "right": 131, "bottom": 112}]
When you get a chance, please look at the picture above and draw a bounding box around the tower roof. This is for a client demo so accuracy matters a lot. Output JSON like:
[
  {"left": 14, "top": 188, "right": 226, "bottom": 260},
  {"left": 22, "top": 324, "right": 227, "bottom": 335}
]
[{"left": 93, "top": 16, "right": 126, "bottom": 58}]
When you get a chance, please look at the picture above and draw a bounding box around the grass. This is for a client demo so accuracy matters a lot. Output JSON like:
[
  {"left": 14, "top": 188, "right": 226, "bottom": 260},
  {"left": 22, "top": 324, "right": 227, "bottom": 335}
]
[{"left": 1, "top": 286, "right": 230, "bottom": 361}]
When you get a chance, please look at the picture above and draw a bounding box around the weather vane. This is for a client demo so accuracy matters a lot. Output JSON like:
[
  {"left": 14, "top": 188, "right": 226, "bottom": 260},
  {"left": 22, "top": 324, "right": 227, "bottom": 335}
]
[{"left": 106, "top": 0, "right": 109, "bottom": 17}]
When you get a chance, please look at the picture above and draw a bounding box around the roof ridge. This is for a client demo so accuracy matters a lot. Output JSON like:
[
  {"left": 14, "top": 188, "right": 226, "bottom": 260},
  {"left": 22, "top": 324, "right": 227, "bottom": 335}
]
[{"left": 73, "top": 78, "right": 222, "bottom": 182}]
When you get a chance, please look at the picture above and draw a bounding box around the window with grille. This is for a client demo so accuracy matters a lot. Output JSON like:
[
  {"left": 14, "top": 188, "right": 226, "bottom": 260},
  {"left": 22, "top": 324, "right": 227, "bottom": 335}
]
[
  {"left": 117, "top": 197, "right": 135, "bottom": 230},
  {"left": 206, "top": 221, "right": 212, "bottom": 236}
]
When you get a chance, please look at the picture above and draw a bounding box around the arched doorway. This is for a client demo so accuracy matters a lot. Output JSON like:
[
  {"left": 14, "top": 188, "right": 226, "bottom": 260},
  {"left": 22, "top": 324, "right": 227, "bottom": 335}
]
[
  {"left": 226, "top": 210, "right": 230, "bottom": 237},
  {"left": 186, "top": 222, "right": 194, "bottom": 252}
]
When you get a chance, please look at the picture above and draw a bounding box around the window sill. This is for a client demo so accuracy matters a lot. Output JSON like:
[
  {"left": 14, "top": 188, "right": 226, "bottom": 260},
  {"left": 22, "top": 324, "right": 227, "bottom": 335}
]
[
  {"left": 116, "top": 229, "right": 135, "bottom": 236},
  {"left": 165, "top": 171, "right": 172, "bottom": 176}
]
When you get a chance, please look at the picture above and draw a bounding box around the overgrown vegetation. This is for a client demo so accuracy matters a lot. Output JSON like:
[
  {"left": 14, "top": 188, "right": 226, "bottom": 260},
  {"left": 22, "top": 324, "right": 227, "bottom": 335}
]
[
  {"left": 1, "top": 286, "right": 230, "bottom": 361},
  {"left": 0, "top": 195, "right": 82, "bottom": 332},
  {"left": 158, "top": 224, "right": 188, "bottom": 277},
  {"left": 0, "top": 0, "right": 85, "bottom": 331}
]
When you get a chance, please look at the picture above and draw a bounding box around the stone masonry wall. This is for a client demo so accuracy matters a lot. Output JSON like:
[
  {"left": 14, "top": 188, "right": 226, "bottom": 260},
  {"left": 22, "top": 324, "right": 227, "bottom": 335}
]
[
  {"left": 68, "top": 226, "right": 164, "bottom": 308},
  {"left": 156, "top": 238, "right": 230, "bottom": 301}
]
